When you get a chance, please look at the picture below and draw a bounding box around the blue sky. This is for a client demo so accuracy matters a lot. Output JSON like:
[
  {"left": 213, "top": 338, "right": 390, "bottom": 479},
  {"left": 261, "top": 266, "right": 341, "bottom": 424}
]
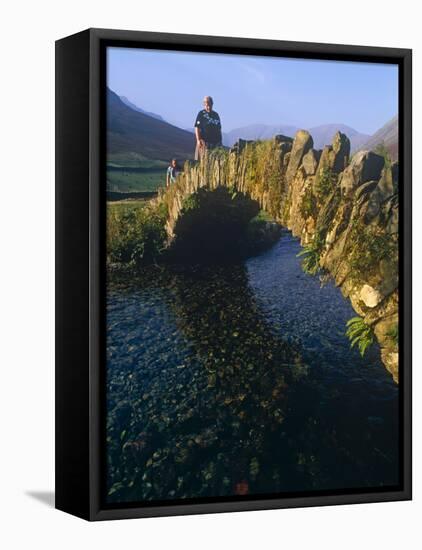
[{"left": 107, "top": 47, "right": 398, "bottom": 135}]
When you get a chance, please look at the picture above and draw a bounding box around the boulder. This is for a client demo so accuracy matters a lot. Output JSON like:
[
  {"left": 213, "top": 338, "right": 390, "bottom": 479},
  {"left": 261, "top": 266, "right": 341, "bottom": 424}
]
[
  {"left": 274, "top": 134, "right": 294, "bottom": 144},
  {"left": 364, "top": 290, "right": 398, "bottom": 326},
  {"left": 374, "top": 314, "right": 398, "bottom": 351},
  {"left": 378, "top": 257, "right": 399, "bottom": 297},
  {"left": 386, "top": 201, "right": 399, "bottom": 234},
  {"left": 331, "top": 131, "right": 351, "bottom": 172},
  {"left": 302, "top": 149, "right": 321, "bottom": 175},
  {"left": 362, "top": 181, "right": 385, "bottom": 222},
  {"left": 340, "top": 151, "right": 385, "bottom": 196},
  {"left": 391, "top": 162, "right": 399, "bottom": 192},
  {"left": 286, "top": 130, "right": 313, "bottom": 183},
  {"left": 278, "top": 141, "right": 293, "bottom": 166},
  {"left": 377, "top": 165, "right": 395, "bottom": 199},
  {"left": 380, "top": 349, "right": 399, "bottom": 383},
  {"left": 354, "top": 180, "right": 378, "bottom": 201},
  {"left": 231, "top": 139, "right": 254, "bottom": 153},
  {"left": 315, "top": 132, "right": 350, "bottom": 177},
  {"left": 359, "top": 284, "right": 383, "bottom": 308}
]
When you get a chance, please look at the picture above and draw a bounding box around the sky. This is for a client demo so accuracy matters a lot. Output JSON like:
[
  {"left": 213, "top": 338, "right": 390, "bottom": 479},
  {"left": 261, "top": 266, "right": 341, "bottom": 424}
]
[{"left": 107, "top": 47, "right": 398, "bottom": 135}]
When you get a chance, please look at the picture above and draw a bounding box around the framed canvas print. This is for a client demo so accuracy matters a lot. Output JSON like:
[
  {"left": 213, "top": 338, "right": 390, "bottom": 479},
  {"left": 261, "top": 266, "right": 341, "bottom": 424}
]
[{"left": 55, "top": 28, "right": 412, "bottom": 521}]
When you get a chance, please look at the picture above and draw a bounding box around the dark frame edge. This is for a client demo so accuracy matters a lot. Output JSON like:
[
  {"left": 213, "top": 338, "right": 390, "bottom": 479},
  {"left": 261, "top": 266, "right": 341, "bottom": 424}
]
[
  {"left": 55, "top": 29, "right": 92, "bottom": 521},
  {"left": 400, "top": 47, "right": 412, "bottom": 502},
  {"left": 88, "top": 27, "right": 411, "bottom": 60}
]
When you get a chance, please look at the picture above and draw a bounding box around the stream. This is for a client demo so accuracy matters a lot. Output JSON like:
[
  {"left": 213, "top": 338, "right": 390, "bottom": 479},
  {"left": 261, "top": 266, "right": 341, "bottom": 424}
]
[{"left": 105, "top": 230, "right": 399, "bottom": 504}]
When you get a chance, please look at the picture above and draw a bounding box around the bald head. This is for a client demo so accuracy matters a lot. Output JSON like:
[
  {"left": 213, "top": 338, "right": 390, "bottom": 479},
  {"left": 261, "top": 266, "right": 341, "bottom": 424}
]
[{"left": 203, "top": 96, "right": 213, "bottom": 112}]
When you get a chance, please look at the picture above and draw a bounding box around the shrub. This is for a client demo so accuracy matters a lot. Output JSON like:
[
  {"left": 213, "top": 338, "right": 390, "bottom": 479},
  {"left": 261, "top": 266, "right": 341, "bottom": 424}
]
[
  {"left": 300, "top": 186, "right": 317, "bottom": 219},
  {"left": 347, "top": 218, "right": 397, "bottom": 282},
  {"left": 315, "top": 167, "right": 336, "bottom": 201},
  {"left": 345, "top": 316, "right": 374, "bottom": 356},
  {"left": 107, "top": 202, "right": 167, "bottom": 266}
]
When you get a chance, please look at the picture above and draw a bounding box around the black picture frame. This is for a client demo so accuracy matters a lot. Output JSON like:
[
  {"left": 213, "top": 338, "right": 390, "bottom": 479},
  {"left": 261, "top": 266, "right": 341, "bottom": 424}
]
[{"left": 55, "top": 27, "right": 412, "bottom": 521}]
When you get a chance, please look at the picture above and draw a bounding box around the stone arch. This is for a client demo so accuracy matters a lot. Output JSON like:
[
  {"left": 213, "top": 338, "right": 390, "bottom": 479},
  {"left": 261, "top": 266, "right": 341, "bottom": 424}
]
[{"left": 154, "top": 130, "right": 398, "bottom": 381}]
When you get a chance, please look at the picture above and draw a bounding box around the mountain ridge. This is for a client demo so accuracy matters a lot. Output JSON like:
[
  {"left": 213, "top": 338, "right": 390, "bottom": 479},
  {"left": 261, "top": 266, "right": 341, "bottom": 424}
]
[
  {"left": 119, "top": 96, "right": 166, "bottom": 122},
  {"left": 107, "top": 88, "right": 195, "bottom": 162},
  {"left": 109, "top": 88, "right": 398, "bottom": 163},
  {"left": 223, "top": 122, "right": 370, "bottom": 150},
  {"left": 358, "top": 115, "right": 398, "bottom": 160}
]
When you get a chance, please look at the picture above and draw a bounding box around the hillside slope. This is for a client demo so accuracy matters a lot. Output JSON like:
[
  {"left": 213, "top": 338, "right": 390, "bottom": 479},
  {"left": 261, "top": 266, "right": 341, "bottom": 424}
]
[
  {"left": 107, "top": 88, "right": 195, "bottom": 161},
  {"left": 119, "top": 95, "right": 165, "bottom": 122},
  {"left": 359, "top": 115, "right": 398, "bottom": 160}
]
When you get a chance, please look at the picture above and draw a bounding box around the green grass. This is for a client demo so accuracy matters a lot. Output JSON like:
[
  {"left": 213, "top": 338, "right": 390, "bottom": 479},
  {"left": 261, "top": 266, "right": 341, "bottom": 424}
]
[
  {"left": 107, "top": 200, "right": 148, "bottom": 215},
  {"left": 106, "top": 154, "right": 168, "bottom": 193},
  {"left": 107, "top": 152, "right": 167, "bottom": 169},
  {"left": 251, "top": 210, "right": 273, "bottom": 223},
  {"left": 106, "top": 168, "right": 167, "bottom": 193}
]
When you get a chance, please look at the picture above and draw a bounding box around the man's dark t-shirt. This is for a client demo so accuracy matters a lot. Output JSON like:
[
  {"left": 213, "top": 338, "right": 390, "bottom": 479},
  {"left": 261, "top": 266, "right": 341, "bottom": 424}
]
[{"left": 194, "top": 109, "right": 222, "bottom": 145}]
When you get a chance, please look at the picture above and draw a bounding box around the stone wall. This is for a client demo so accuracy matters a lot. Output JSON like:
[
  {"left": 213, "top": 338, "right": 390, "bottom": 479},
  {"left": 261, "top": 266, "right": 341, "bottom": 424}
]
[{"left": 157, "top": 131, "right": 399, "bottom": 382}]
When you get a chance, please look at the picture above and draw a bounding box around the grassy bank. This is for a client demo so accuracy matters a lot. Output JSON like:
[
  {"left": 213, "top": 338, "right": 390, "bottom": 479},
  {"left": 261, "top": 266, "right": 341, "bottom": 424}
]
[{"left": 107, "top": 199, "right": 168, "bottom": 266}]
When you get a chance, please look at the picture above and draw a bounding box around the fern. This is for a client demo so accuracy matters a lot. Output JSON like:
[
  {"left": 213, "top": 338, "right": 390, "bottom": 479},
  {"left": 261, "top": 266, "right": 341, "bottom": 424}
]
[
  {"left": 297, "top": 245, "right": 320, "bottom": 275},
  {"left": 297, "top": 232, "right": 324, "bottom": 275},
  {"left": 345, "top": 317, "right": 374, "bottom": 357}
]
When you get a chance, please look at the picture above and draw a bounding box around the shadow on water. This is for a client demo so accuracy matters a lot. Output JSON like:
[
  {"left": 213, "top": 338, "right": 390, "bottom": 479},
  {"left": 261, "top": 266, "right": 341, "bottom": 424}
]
[{"left": 106, "top": 231, "right": 399, "bottom": 504}]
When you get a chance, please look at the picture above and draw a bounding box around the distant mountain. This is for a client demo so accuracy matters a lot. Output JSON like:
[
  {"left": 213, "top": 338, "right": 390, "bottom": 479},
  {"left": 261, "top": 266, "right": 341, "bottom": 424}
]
[
  {"left": 310, "top": 124, "right": 370, "bottom": 151},
  {"left": 119, "top": 95, "right": 166, "bottom": 122},
  {"left": 223, "top": 124, "right": 299, "bottom": 147},
  {"left": 107, "top": 88, "right": 195, "bottom": 161},
  {"left": 359, "top": 115, "right": 398, "bottom": 161},
  {"left": 109, "top": 90, "right": 395, "bottom": 163},
  {"left": 224, "top": 123, "right": 369, "bottom": 151}
]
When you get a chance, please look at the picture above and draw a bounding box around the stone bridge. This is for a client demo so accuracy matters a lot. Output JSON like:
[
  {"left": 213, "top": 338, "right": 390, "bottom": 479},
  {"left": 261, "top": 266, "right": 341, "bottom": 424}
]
[{"left": 156, "top": 130, "right": 399, "bottom": 381}]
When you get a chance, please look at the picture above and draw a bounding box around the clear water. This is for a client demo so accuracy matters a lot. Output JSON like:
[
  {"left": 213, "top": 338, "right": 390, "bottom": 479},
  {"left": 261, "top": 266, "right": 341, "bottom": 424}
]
[{"left": 106, "top": 231, "right": 399, "bottom": 504}]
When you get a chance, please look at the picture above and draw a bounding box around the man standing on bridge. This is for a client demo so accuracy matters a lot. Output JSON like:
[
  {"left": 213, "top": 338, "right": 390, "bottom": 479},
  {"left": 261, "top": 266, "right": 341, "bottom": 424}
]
[{"left": 194, "top": 96, "right": 223, "bottom": 161}]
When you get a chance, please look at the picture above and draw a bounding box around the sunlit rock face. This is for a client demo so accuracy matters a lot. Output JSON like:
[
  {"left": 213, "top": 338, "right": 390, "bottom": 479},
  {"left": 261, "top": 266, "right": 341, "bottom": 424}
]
[{"left": 158, "top": 130, "right": 399, "bottom": 382}]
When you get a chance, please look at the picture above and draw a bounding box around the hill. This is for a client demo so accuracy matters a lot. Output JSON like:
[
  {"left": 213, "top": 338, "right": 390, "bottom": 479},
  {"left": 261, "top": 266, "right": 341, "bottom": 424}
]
[
  {"left": 107, "top": 88, "right": 195, "bottom": 162},
  {"left": 359, "top": 115, "right": 398, "bottom": 160},
  {"left": 224, "top": 123, "right": 299, "bottom": 147},
  {"left": 310, "top": 124, "right": 369, "bottom": 151},
  {"left": 119, "top": 96, "right": 165, "bottom": 122}
]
